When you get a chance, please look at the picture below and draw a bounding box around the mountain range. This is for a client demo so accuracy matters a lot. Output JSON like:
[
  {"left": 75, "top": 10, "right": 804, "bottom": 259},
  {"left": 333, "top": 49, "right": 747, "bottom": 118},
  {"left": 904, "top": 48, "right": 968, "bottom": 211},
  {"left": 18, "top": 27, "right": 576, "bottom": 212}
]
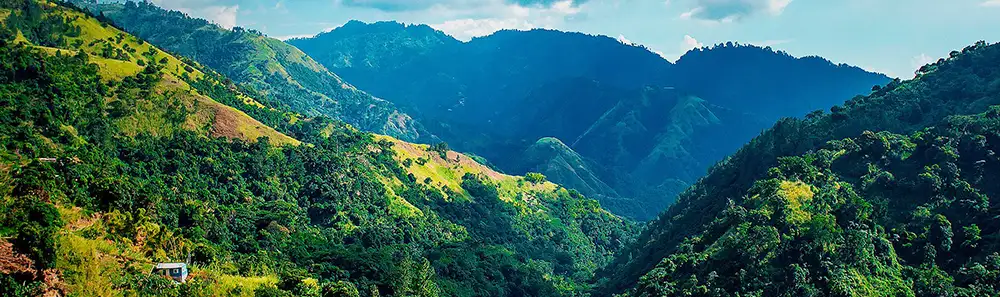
[
  {"left": 597, "top": 40, "right": 1000, "bottom": 296},
  {"left": 4, "top": 0, "right": 1000, "bottom": 296},
  {"left": 0, "top": 2, "right": 630, "bottom": 296},
  {"left": 288, "top": 21, "right": 890, "bottom": 219},
  {"left": 80, "top": 2, "right": 437, "bottom": 143}
]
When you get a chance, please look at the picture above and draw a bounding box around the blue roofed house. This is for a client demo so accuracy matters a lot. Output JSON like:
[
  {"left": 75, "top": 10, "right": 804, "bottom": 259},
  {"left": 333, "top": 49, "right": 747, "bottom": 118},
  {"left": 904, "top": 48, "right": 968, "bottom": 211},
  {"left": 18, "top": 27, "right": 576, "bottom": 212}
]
[{"left": 152, "top": 263, "right": 188, "bottom": 283}]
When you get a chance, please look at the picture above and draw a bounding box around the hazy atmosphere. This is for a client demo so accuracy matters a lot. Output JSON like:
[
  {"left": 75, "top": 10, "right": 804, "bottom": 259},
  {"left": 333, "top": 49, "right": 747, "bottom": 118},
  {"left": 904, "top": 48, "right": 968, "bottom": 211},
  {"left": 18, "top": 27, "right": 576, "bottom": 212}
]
[
  {"left": 3, "top": 0, "right": 1000, "bottom": 296},
  {"left": 153, "top": 0, "right": 1000, "bottom": 77}
]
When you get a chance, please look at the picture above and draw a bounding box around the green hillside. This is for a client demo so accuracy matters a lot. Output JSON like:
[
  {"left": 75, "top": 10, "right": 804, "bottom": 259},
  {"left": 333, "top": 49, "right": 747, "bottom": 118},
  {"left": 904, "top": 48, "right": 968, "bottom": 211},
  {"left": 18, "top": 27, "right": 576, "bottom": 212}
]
[
  {"left": 6, "top": 1, "right": 1000, "bottom": 297},
  {"left": 0, "top": 0, "right": 296, "bottom": 146},
  {"left": 597, "top": 41, "right": 1000, "bottom": 296},
  {"left": 289, "top": 22, "right": 889, "bottom": 220},
  {"left": 0, "top": 2, "right": 633, "bottom": 296},
  {"left": 72, "top": 1, "right": 435, "bottom": 143}
]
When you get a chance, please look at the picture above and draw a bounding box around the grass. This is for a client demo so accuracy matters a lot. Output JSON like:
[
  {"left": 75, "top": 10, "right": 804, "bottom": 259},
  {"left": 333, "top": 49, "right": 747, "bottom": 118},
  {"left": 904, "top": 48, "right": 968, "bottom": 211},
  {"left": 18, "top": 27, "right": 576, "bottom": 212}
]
[
  {"left": 380, "top": 177, "right": 423, "bottom": 219},
  {"left": 91, "top": 57, "right": 143, "bottom": 81},
  {"left": 377, "top": 135, "right": 562, "bottom": 210},
  {"left": 208, "top": 100, "right": 301, "bottom": 146},
  {"left": 54, "top": 206, "right": 146, "bottom": 297},
  {"left": 13, "top": 30, "right": 28, "bottom": 43},
  {"left": 20, "top": 6, "right": 302, "bottom": 146},
  {"left": 52, "top": 206, "right": 289, "bottom": 297},
  {"left": 238, "top": 93, "right": 267, "bottom": 109},
  {"left": 61, "top": 7, "right": 204, "bottom": 81},
  {"left": 203, "top": 273, "right": 279, "bottom": 297}
]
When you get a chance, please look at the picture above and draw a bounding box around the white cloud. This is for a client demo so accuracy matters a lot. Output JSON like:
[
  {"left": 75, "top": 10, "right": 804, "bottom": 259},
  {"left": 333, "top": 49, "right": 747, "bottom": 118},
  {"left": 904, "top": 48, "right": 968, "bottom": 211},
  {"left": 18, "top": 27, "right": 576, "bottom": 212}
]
[
  {"left": 982, "top": 0, "right": 1000, "bottom": 6},
  {"left": 911, "top": 53, "right": 934, "bottom": 68},
  {"left": 678, "top": 0, "right": 792, "bottom": 22},
  {"left": 432, "top": 18, "right": 537, "bottom": 40},
  {"left": 617, "top": 34, "right": 634, "bottom": 45},
  {"left": 149, "top": 0, "right": 240, "bottom": 29},
  {"left": 661, "top": 34, "right": 704, "bottom": 62},
  {"left": 549, "top": 0, "right": 583, "bottom": 14},
  {"left": 202, "top": 5, "right": 240, "bottom": 28},
  {"left": 682, "top": 34, "right": 704, "bottom": 50},
  {"left": 339, "top": 0, "right": 587, "bottom": 12},
  {"left": 427, "top": 0, "right": 586, "bottom": 40},
  {"left": 908, "top": 53, "right": 940, "bottom": 77}
]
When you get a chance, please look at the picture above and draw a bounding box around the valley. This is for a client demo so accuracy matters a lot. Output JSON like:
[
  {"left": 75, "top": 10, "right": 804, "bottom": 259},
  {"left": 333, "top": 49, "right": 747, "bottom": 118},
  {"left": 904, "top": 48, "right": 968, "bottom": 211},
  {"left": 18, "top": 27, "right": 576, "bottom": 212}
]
[
  {"left": 2, "top": 0, "right": 999, "bottom": 296},
  {"left": 289, "top": 22, "right": 889, "bottom": 219}
]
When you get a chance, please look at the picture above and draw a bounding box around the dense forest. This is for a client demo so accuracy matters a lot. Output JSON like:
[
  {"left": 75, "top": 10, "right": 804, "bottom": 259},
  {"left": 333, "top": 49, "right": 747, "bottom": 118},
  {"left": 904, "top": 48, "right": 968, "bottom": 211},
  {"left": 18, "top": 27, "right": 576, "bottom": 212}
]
[
  {"left": 596, "top": 40, "right": 1000, "bottom": 296},
  {"left": 0, "top": 2, "right": 633, "bottom": 296},
  {"left": 4, "top": 1, "right": 1000, "bottom": 296},
  {"left": 70, "top": 1, "right": 435, "bottom": 143},
  {"left": 288, "top": 22, "right": 889, "bottom": 220}
]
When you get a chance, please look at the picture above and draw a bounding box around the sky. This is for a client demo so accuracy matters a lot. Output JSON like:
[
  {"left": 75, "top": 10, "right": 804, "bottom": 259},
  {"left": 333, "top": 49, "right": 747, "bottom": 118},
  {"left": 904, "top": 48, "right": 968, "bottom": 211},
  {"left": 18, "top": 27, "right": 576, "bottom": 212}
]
[{"left": 147, "top": 0, "right": 1000, "bottom": 78}]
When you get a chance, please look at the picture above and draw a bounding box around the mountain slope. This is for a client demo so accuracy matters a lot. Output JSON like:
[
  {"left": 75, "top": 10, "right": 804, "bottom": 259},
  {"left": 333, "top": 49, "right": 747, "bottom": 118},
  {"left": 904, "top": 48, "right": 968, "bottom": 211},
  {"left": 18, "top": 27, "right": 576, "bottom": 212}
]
[
  {"left": 290, "top": 23, "right": 889, "bottom": 219},
  {"left": 515, "top": 138, "right": 619, "bottom": 201},
  {"left": 0, "top": 0, "right": 296, "bottom": 146},
  {"left": 0, "top": 2, "right": 633, "bottom": 296},
  {"left": 673, "top": 43, "right": 893, "bottom": 121},
  {"left": 596, "top": 41, "right": 1000, "bottom": 296},
  {"left": 74, "top": 1, "right": 435, "bottom": 143},
  {"left": 289, "top": 20, "right": 461, "bottom": 77}
]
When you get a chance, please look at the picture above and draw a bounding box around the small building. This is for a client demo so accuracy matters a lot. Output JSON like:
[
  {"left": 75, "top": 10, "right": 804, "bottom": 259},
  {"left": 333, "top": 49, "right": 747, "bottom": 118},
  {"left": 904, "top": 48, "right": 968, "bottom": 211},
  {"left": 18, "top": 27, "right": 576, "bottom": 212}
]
[{"left": 151, "top": 263, "right": 188, "bottom": 283}]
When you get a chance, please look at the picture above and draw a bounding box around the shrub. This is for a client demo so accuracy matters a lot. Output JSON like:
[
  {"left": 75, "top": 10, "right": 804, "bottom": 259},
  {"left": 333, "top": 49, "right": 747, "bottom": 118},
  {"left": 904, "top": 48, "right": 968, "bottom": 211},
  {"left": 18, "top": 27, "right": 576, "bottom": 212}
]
[{"left": 525, "top": 172, "right": 546, "bottom": 184}]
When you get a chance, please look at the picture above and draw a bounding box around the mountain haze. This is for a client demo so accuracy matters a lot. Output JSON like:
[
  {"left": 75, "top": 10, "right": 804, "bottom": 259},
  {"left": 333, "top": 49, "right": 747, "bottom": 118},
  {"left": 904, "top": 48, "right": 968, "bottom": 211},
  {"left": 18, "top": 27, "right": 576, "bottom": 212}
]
[
  {"left": 290, "top": 22, "right": 890, "bottom": 219},
  {"left": 75, "top": 1, "right": 436, "bottom": 143},
  {"left": 0, "top": 2, "right": 632, "bottom": 296},
  {"left": 6, "top": 1, "right": 1000, "bottom": 296},
  {"left": 597, "top": 40, "right": 1000, "bottom": 296}
]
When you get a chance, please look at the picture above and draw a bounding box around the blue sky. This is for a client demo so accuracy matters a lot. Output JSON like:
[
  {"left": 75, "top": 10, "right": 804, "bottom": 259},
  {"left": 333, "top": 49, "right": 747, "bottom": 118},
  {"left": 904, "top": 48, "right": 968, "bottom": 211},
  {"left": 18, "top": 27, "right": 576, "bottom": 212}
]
[{"left": 149, "top": 0, "right": 1000, "bottom": 78}]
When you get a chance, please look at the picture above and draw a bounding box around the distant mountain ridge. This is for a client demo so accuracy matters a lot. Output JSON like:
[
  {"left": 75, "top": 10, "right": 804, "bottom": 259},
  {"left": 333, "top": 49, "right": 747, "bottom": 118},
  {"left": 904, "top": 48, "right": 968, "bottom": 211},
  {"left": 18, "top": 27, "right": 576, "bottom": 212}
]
[
  {"left": 596, "top": 40, "right": 1000, "bottom": 297},
  {"left": 290, "top": 21, "right": 890, "bottom": 219},
  {"left": 74, "top": 2, "right": 437, "bottom": 143},
  {"left": 289, "top": 20, "right": 460, "bottom": 72},
  {"left": 0, "top": 2, "right": 633, "bottom": 295},
  {"left": 673, "top": 43, "right": 893, "bottom": 121}
]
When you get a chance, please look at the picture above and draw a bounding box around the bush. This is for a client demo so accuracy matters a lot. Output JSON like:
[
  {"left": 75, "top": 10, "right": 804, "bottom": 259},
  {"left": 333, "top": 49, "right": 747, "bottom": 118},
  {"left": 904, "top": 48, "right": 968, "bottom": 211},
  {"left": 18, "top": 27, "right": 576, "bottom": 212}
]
[{"left": 524, "top": 172, "right": 546, "bottom": 184}]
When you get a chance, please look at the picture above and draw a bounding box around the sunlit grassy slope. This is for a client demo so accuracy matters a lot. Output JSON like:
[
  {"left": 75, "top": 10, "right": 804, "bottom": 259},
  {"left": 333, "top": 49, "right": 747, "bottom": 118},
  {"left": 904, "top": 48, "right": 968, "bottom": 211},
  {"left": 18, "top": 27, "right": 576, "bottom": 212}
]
[{"left": 1, "top": 4, "right": 298, "bottom": 146}]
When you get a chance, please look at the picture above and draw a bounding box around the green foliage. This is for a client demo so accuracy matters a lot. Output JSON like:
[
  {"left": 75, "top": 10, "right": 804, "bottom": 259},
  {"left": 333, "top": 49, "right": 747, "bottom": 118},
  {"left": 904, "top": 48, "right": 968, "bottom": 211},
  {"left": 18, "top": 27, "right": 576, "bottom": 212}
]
[
  {"left": 525, "top": 172, "right": 547, "bottom": 184},
  {"left": 73, "top": 0, "right": 434, "bottom": 142},
  {"left": 601, "top": 41, "right": 1000, "bottom": 296},
  {"left": 427, "top": 142, "right": 449, "bottom": 159},
  {"left": 289, "top": 23, "right": 888, "bottom": 220},
  {"left": 0, "top": 7, "right": 634, "bottom": 296},
  {"left": 2, "top": 0, "right": 82, "bottom": 47}
]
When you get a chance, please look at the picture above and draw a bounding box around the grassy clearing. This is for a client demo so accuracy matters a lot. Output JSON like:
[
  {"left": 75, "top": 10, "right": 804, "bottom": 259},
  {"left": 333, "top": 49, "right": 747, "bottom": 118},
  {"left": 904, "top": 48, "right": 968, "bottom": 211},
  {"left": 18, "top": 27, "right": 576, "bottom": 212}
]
[
  {"left": 378, "top": 135, "right": 561, "bottom": 205},
  {"left": 52, "top": 206, "right": 286, "bottom": 297},
  {"left": 91, "top": 56, "right": 143, "bottom": 81},
  {"left": 208, "top": 100, "right": 301, "bottom": 146},
  {"left": 200, "top": 272, "right": 279, "bottom": 297}
]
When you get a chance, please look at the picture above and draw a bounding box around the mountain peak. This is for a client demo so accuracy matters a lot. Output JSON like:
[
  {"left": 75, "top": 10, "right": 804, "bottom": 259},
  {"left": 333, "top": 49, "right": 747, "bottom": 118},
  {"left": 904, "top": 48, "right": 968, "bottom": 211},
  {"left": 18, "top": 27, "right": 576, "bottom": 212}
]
[{"left": 315, "top": 19, "right": 456, "bottom": 42}]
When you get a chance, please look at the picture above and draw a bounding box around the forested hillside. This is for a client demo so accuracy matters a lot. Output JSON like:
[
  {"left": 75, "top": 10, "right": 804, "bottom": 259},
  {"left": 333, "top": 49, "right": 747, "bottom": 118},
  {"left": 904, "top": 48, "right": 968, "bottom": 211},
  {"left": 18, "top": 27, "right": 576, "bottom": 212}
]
[
  {"left": 71, "top": 1, "right": 435, "bottom": 143},
  {"left": 673, "top": 43, "right": 892, "bottom": 121},
  {"left": 289, "top": 22, "right": 889, "bottom": 219},
  {"left": 0, "top": 2, "right": 633, "bottom": 296},
  {"left": 597, "top": 41, "right": 1000, "bottom": 296}
]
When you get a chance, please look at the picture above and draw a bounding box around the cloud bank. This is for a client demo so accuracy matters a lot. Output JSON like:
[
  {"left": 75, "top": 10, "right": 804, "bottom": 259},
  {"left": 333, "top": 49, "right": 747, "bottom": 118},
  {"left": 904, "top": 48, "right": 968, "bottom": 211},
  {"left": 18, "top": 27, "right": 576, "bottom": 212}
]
[
  {"left": 340, "top": 0, "right": 588, "bottom": 11},
  {"left": 149, "top": 0, "right": 240, "bottom": 28},
  {"left": 679, "top": 0, "right": 791, "bottom": 22}
]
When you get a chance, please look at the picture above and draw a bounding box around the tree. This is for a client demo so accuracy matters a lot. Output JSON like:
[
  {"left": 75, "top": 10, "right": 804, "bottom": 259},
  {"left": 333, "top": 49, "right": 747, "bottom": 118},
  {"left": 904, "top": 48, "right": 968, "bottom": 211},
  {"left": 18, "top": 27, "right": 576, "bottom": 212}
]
[{"left": 525, "top": 172, "right": 546, "bottom": 184}]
